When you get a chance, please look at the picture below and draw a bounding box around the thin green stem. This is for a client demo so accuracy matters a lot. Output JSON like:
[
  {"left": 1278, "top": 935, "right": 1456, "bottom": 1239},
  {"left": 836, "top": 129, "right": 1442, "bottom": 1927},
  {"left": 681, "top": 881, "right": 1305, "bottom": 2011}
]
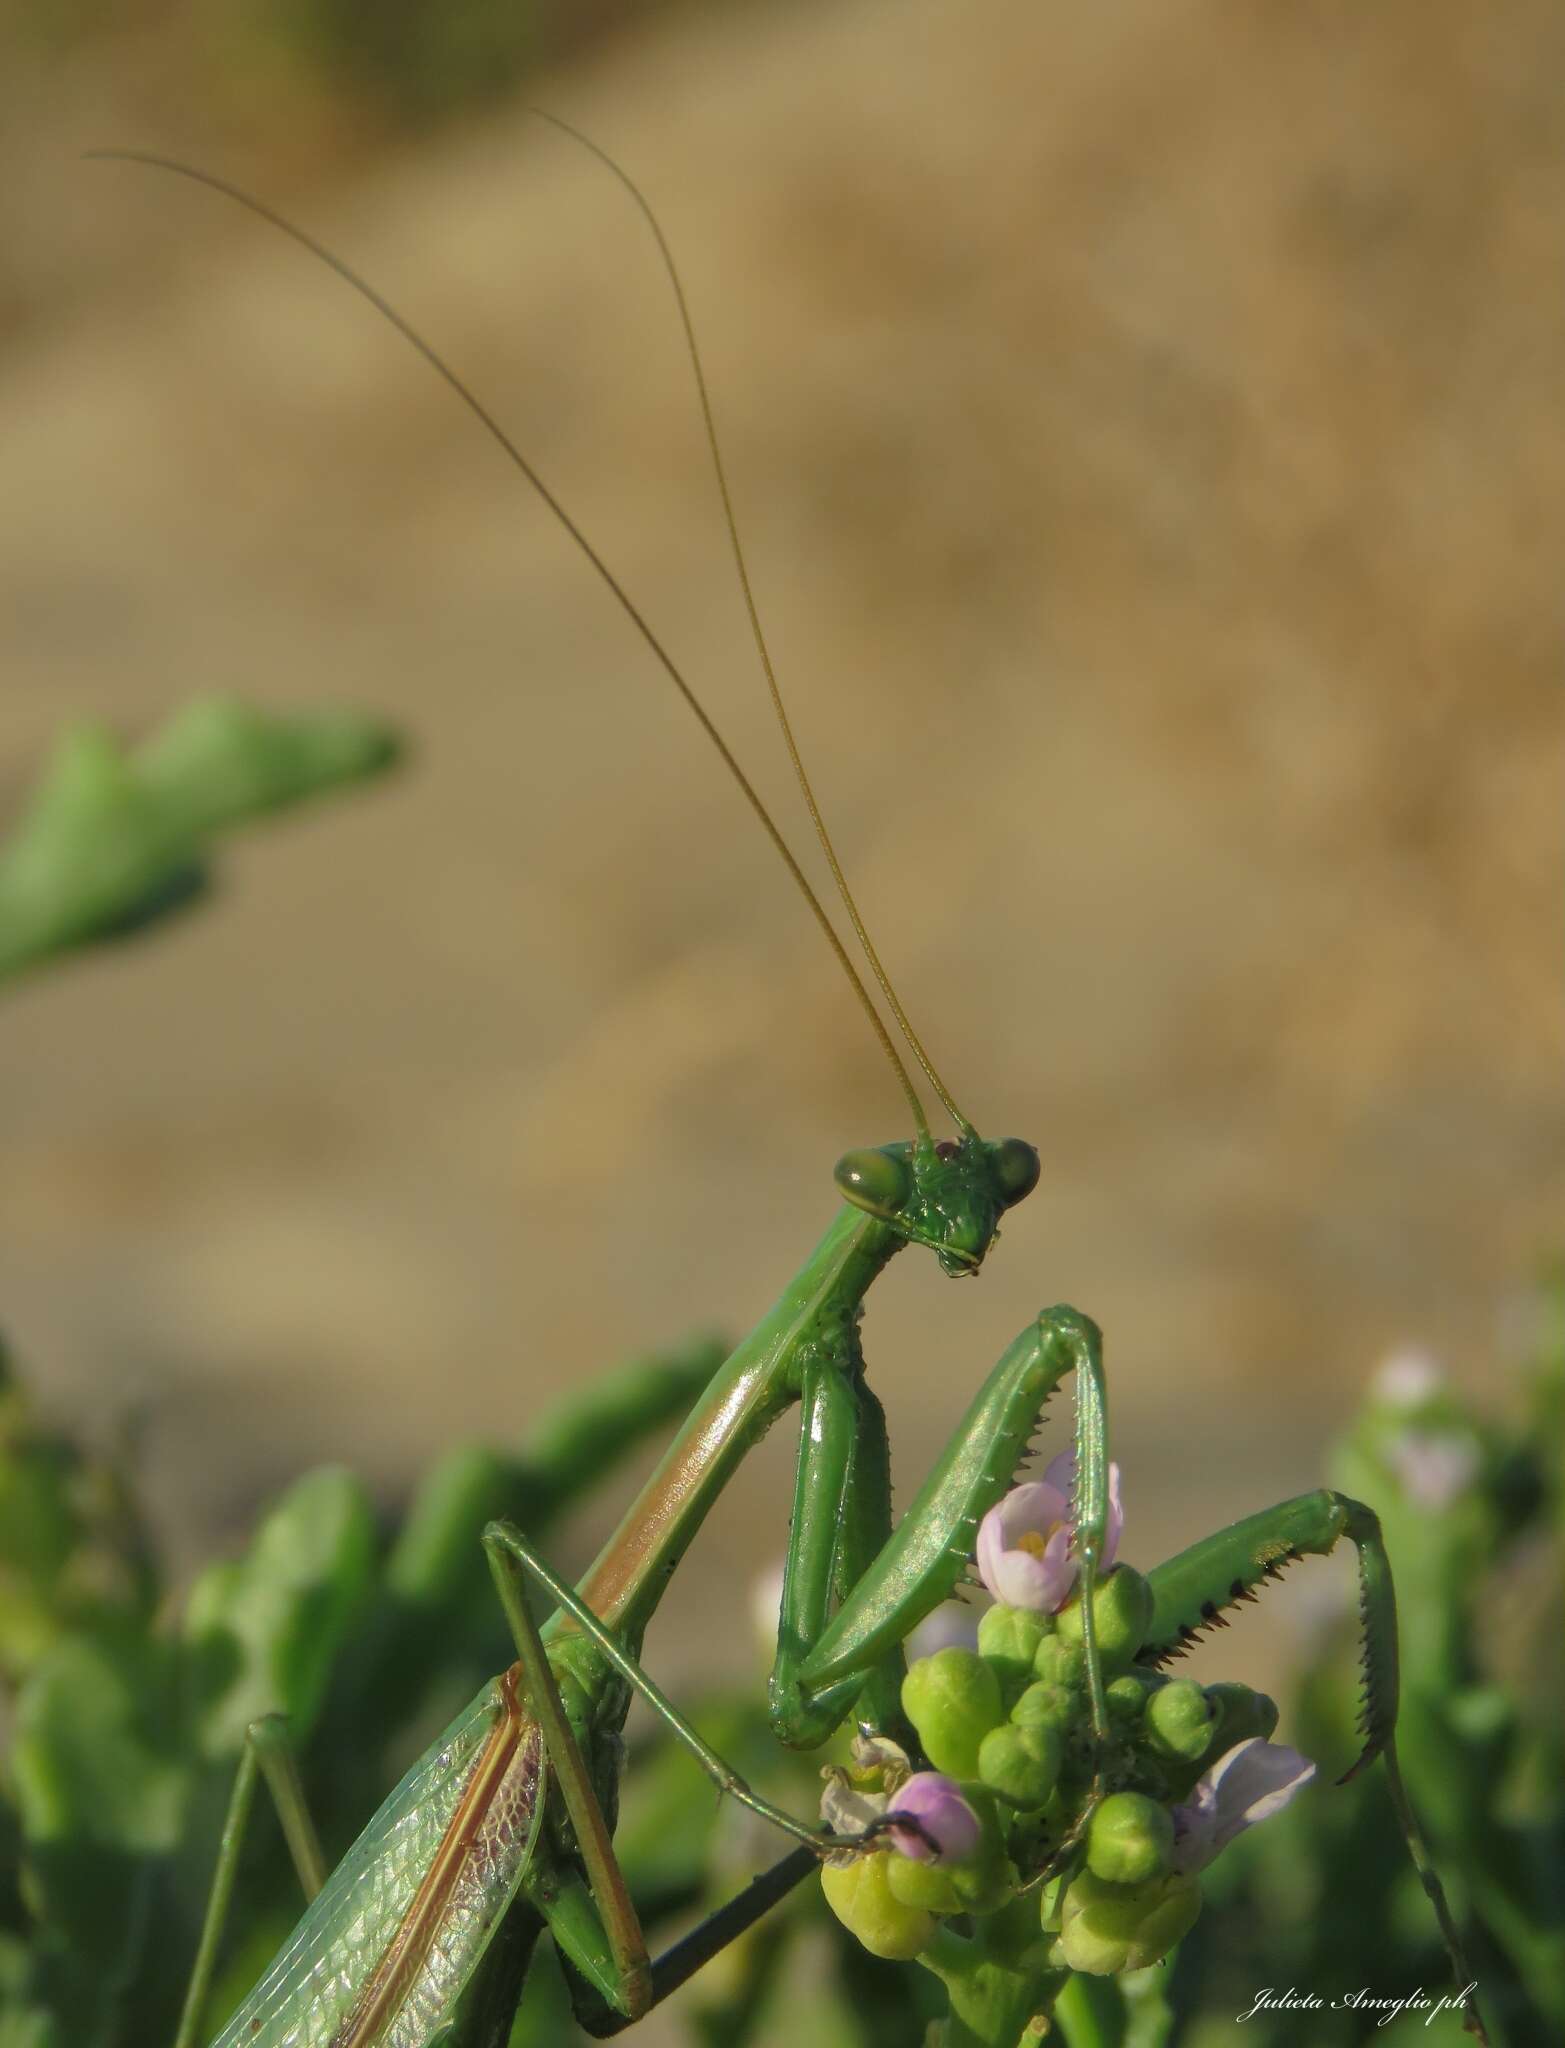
[
  {"left": 916, "top": 1902, "right": 1065, "bottom": 2048},
  {"left": 248, "top": 1715, "right": 327, "bottom": 1900},
  {"left": 172, "top": 1743, "right": 259, "bottom": 2048}
]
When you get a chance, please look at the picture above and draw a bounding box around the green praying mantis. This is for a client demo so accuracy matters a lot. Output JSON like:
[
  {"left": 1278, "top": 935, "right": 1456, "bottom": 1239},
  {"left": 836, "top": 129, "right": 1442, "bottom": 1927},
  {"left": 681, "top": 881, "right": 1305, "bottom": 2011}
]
[{"left": 92, "top": 129, "right": 1486, "bottom": 2048}]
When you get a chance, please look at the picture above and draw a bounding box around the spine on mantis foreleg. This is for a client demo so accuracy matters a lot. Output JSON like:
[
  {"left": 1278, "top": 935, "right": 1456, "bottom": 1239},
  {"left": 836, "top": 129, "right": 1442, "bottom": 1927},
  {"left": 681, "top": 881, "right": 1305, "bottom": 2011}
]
[
  {"left": 1140, "top": 1493, "right": 1485, "bottom": 2040},
  {"left": 1137, "top": 1488, "right": 1400, "bottom": 1780}
]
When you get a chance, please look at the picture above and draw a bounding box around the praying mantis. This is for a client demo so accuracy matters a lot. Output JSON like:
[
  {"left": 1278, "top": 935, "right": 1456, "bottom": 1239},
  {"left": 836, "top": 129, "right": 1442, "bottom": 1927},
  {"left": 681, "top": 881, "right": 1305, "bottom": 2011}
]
[{"left": 93, "top": 127, "right": 1484, "bottom": 2048}]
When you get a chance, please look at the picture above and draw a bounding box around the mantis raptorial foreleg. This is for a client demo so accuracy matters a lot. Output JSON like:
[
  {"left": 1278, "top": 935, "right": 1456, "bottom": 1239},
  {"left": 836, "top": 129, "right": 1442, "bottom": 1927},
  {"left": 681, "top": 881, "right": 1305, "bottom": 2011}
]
[
  {"left": 770, "top": 1307, "right": 1112, "bottom": 1751},
  {"left": 1136, "top": 1489, "right": 1484, "bottom": 2040},
  {"left": 772, "top": 1361, "right": 906, "bottom": 1746},
  {"left": 1139, "top": 1489, "right": 1400, "bottom": 1776}
]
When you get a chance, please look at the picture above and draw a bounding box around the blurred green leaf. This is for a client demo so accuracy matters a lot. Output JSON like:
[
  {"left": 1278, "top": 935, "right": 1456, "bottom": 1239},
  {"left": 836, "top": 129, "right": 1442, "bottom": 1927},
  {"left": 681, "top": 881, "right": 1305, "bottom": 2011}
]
[
  {"left": 10, "top": 1630, "right": 182, "bottom": 2045},
  {"left": 183, "top": 1464, "right": 376, "bottom": 1758},
  {"left": 132, "top": 696, "right": 400, "bottom": 837},
  {"left": 0, "top": 1341, "right": 155, "bottom": 1682},
  {"left": 0, "top": 724, "right": 203, "bottom": 981},
  {"left": 0, "top": 698, "right": 400, "bottom": 984}
]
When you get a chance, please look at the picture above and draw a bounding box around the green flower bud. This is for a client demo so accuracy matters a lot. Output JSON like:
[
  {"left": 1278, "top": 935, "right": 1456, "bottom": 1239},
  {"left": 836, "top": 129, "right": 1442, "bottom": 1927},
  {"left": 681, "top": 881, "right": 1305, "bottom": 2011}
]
[
  {"left": 950, "top": 1846, "right": 1018, "bottom": 1915},
  {"left": 1058, "top": 1868, "right": 1202, "bottom": 1975},
  {"left": 1011, "top": 1680, "right": 1077, "bottom": 1734},
  {"left": 885, "top": 1852, "right": 965, "bottom": 1914},
  {"left": 1055, "top": 1566, "right": 1155, "bottom": 1674},
  {"left": 978, "top": 1719, "right": 1063, "bottom": 1809},
  {"left": 901, "top": 1648, "right": 1004, "bottom": 1778},
  {"left": 1032, "top": 1635, "right": 1086, "bottom": 1690},
  {"left": 1146, "top": 1678, "right": 1215, "bottom": 1762},
  {"left": 977, "top": 1603, "right": 1052, "bottom": 1702},
  {"left": 1086, "top": 1792, "right": 1175, "bottom": 1885},
  {"left": 821, "top": 1853, "right": 936, "bottom": 1960},
  {"left": 1203, "top": 1681, "right": 1279, "bottom": 1758},
  {"left": 1105, "top": 1672, "right": 1158, "bottom": 1727}
]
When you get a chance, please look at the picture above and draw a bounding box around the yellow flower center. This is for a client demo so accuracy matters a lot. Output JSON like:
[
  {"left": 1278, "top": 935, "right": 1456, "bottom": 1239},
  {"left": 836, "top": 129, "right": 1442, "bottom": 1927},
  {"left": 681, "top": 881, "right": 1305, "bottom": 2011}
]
[{"left": 1015, "top": 1522, "right": 1063, "bottom": 1561}]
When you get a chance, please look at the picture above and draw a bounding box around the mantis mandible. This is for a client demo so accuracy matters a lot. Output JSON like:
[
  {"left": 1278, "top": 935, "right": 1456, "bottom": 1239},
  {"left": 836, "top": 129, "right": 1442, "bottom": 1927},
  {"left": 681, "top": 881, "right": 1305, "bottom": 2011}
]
[{"left": 91, "top": 128, "right": 1479, "bottom": 2048}]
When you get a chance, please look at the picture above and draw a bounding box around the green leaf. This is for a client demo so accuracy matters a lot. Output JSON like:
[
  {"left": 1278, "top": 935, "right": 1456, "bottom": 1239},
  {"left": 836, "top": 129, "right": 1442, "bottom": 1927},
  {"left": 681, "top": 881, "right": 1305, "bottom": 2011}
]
[
  {"left": 10, "top": 1630, "right": 184, "bottom": 2044},
  {"left": 0, "top": 725, "right": 204, "bottom": 980},
  {"left": 0, "top": 698, "right": 401, "bottom": 984},
  {"left": 0, "top": 1342, "right": 157, "bottom": 1682},
  {"left": 183, "top": 1465, "right": 376, "bottom": 1759},
  {"left": 132, "top": 696, "right": 401, "bottom": 838},
  {"left": 12, "top": 1631, "right": 182, "bottom": 1857}
]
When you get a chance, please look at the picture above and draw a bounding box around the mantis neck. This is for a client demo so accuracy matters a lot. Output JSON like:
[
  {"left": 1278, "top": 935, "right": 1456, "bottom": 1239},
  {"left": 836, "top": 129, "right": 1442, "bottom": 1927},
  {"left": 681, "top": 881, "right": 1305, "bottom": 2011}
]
[{"left": 560, "top": 1202, "right": 903, "bottom": 1651}]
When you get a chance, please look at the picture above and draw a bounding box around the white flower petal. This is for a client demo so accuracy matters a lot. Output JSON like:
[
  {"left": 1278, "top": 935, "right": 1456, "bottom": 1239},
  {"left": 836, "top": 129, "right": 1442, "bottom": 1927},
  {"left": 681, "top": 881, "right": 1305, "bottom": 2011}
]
[
  {"left": 988, "top": 1544, "right": 1062, "bottom": 1609},
  {"left": 995, "top": 1479, "right": 1071, "bottom": 1545},
  {"left": 1373, "top": 1345, "right": 1444, "bottom": 1409},
  {"left": 1384, "top": 1428, "right": 1479, "bottom": 1511},
  {"left": 1172, "top": 1739, "right": 1316, "bottom": 1872}
]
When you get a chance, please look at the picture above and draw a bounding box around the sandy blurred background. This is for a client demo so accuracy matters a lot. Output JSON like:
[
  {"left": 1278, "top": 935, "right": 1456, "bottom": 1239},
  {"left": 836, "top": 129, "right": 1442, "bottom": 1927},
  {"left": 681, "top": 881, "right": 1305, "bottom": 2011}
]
[{"left": 2, "top": 0, "right": 1563, "bottom": 1716}]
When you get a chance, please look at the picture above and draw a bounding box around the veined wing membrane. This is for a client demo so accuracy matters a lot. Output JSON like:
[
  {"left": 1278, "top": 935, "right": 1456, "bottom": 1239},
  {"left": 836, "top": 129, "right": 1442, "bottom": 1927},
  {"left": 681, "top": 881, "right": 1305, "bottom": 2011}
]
[{"left": 211, "top": 1675, "right": 545, "bottom": 2048}]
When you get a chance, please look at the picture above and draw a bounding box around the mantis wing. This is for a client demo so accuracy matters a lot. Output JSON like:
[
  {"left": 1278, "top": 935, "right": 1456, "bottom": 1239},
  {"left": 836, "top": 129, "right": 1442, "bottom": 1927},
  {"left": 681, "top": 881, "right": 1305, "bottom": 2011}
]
[{"left": 210, "top": 1677, "right": 546, "bottom": 2048}]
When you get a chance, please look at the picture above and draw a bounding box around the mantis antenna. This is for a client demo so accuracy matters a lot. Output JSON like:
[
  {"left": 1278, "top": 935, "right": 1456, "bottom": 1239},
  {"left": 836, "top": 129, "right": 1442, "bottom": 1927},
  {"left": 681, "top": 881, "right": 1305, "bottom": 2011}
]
[
  {"left": 524, "top": 111, "right": 969, "bottom": 1135},
  {"left": 86, "top": 145, "right": 965, "bottom": 1140}
]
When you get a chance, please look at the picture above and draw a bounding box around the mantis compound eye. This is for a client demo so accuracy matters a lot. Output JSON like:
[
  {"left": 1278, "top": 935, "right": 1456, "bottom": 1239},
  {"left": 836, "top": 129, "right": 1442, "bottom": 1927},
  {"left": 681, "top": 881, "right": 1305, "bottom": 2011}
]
[
  {"left": 834, "top": 1148, "right": 914, "bottom": 1217},
  {"left": 992, "top": 1138, "right": 1041, "bottom": 1207}
]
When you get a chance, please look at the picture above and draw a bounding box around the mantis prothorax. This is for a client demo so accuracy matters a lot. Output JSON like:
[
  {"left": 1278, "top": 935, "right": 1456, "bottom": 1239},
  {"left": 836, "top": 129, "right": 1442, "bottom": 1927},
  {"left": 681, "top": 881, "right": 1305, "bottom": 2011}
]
[{"left": 91, "top": 131, "right": 1480, "bottom": 2048}]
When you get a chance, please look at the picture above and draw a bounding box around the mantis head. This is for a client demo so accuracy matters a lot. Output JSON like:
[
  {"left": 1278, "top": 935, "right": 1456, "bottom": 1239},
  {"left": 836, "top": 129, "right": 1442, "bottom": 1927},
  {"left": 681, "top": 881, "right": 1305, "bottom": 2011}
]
[{"left": 832, "top": 1130, "right": 1040, "bottom": 1275}]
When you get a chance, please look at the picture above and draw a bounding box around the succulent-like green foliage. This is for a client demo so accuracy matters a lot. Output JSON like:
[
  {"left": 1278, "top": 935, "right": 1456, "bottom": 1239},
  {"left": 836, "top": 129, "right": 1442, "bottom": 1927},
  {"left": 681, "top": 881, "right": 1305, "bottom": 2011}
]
[
  {"left": 0, "top": 698, "right": 400, "bottom": 983},
  {"left": 1176, "top": 1289, "right": 1565, "bottom": 2048},
  {"left": 0, "top": 1289, "right": 1556, "bottom": 2047},
  {"left": 0, "top": 1334, "right": 723, "bottom": 2048}
]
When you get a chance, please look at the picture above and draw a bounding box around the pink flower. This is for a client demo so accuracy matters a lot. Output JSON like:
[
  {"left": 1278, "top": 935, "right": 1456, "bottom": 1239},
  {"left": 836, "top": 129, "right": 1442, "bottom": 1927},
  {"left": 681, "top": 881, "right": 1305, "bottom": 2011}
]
[
  {"left": 1170, "top": 1738, "right": 1316, "bottom": 1875},
  {"left": 880, "top": 1773, "right": 983, "bottom": 1865},
  {"left": 1372, "top": 1345, "right": 1443, "bottom": 1409},
  {"left": 1384, "top": 1428, "right": 1479, "bottom": 1510},
  {"left": 975, "top": 1451, "right": 1123, "bottom": 1612}
]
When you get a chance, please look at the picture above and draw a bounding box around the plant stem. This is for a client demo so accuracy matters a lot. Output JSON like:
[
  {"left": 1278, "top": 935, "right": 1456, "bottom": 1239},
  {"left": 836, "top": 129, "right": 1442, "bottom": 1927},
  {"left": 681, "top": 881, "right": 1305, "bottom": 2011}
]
[{"left": 918, "top": 1901, "right": 1068, "bottom": 2048}]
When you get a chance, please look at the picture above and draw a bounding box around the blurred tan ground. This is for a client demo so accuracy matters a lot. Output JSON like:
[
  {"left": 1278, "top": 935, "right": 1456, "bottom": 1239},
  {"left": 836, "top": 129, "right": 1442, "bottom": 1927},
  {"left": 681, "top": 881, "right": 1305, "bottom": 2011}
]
[{"left": 3, "top": 0, "right": 1564, "bottom": 1738}]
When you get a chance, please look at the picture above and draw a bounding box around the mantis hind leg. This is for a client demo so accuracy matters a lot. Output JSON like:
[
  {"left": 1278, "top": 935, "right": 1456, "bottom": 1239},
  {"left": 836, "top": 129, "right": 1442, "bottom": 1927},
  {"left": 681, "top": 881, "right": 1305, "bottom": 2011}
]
[
  {"left": 171, "top": 1715, "right": 327, "bottom": 2048},
  {"left": 572, "top": 1847, "right": 817, "bottom": 2039},
  {"left": 485, "top": 1523, "right": 652, "bottom": 2024},
  {"left": 1139, "top": 1489, "right": 1487, "bottom": 2046},
  {"left": 482, "top": 1524, "right": 834, "bottom": 2027}
]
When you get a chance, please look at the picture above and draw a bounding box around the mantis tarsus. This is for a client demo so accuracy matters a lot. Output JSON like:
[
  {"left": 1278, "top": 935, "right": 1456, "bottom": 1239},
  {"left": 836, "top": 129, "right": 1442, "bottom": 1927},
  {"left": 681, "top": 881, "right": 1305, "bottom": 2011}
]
[{"left": 92, "top": 126, "right": 1484, "bottom": 2048}]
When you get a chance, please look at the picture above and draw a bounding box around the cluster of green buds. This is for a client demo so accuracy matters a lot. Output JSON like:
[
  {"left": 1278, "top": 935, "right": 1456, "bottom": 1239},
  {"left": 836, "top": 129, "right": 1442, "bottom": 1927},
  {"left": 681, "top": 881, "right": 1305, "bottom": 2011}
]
[{"left": 821, "top": 1456, "right": 1315, "bottom": 1978}]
